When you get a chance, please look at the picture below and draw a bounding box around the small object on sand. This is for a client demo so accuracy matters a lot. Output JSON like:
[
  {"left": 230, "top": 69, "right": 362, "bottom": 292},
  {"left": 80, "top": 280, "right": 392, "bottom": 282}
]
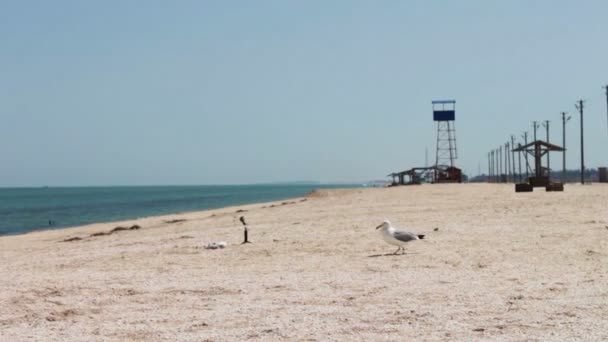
[
  {"left": 375, "top": 220, "right": 425, "bottom": 255},
  {"left": 165, "top": 219, "right": 186, "bottom": 224},
  {"left": 205, "top": 241, "right": 227, "bottom": 249},
  {"left": 62, "top": 236, "right": 82, "bottom": 242},
  {"left": 90, "top": 224, "right": 142, "bottom": 238},
  {"left": 240, "top": 216, "right": 251, "bottom": 244},
  {"left": 434, "top": 227, "right": 439, "bottom": 231}
]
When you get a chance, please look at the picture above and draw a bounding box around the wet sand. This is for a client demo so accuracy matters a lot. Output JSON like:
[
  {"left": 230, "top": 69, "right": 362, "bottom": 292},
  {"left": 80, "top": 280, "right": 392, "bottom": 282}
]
[{"left": 1, "top": 183, "right": 607, "bottom": 341}]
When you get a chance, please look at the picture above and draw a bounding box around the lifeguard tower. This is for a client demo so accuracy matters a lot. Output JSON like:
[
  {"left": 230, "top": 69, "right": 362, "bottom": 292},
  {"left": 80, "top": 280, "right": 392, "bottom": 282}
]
[{"left": 432, "top": 100, "right": 461, "bottom": 182}]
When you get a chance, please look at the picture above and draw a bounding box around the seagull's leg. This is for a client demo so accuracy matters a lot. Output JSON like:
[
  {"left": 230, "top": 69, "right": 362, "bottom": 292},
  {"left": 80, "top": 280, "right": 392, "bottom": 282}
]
[{"left": 393, "top": 246, "right": 401, "bottom": 255}]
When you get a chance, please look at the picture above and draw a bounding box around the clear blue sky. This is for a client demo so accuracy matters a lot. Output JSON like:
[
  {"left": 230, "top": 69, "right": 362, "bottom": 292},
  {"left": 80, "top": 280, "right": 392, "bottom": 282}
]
[{"left": 1, "top": 1, "right": 607, "bottom": 186}]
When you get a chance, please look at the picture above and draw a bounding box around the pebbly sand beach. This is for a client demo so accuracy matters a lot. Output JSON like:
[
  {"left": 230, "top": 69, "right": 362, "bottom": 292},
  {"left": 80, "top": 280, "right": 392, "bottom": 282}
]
[{"left": 1, "top": 183, "right": 607, "bottom": 341}]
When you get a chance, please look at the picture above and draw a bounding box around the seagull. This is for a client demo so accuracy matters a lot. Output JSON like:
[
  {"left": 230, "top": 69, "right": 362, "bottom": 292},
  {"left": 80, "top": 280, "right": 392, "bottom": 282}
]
[{"left": 375, "top": 220, "right": 425, "bottom": 254}]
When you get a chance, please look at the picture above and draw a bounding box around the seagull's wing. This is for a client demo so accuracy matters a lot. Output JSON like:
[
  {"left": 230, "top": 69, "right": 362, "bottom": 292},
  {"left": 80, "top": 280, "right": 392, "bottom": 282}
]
[{"left": 392, "top": 230, "right": 419, "bottom": 242}]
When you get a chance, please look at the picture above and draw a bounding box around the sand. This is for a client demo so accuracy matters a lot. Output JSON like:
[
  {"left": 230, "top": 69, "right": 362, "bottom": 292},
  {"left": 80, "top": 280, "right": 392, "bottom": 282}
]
[{"left": 1, "top": 183, "right": 607, "bottom": 341}]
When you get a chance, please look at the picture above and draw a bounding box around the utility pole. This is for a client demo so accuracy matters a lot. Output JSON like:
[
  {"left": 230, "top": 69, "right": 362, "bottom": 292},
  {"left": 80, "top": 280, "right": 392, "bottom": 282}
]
[
  {"left": 505, "top": 142, "right": 510, "bottom": 182},
  {"left": 490, "top": 151, "right": 493, "bottom": 182},
  {"left": 502, "top": 143, "right": 506, "bottom": 183},
  {"left": 504, "top": 144, "right": 507, "bottom": 182},
  {"left": 604, "top": 85, "right": 608, "bottom": 136},
  {"left": 495, "top": 148, "right": 499, "bottom": 183},
  {"left": 492, "top": 150, "right": 496, "bottom": 182},
  {"left": 511, "top": 135, "right": 517, "bottom": 182},
  {"left": 543, "top": 120, "right": 550, "bottom": 178},
  {"left": 487, "top": 152, "right": 490, "bottom": 182},
  {"left": 499, "top": 145, "right": 503, "bottom": 183},
  {"left": 517, "top": 143, "right": 522, "bottom": 183},
  {"left": 522, "top": 132, "right": 530, "bottom": 180},
  {"left": 576, "top": 100, "right": 585, "bottom": 184},
  {"left": 490, "top": 151, "right": 494, "bottom": 183},
  {"left": 561, "top": 112, "right": 571, "bottom": 183},
  {"left": 533, "top": 121, "right": 540, "bottom": 142}
]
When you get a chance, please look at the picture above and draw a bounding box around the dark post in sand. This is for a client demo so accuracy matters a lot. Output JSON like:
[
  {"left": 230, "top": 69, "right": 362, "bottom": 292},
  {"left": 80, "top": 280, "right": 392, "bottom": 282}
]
[{"left": 239, "top": 216, "right": 251, "bottom": 244}]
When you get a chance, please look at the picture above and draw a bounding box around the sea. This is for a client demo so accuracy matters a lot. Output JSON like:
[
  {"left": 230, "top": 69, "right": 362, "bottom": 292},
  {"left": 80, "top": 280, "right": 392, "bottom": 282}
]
[{"left": 0, "top": 184, "right": 362, "bottom": 236}]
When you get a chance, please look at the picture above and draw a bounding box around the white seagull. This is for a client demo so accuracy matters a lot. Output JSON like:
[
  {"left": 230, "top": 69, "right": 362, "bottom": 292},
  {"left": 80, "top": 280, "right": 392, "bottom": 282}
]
[{"left": 375, "top": 220, "right": 425, "bottom": 254}]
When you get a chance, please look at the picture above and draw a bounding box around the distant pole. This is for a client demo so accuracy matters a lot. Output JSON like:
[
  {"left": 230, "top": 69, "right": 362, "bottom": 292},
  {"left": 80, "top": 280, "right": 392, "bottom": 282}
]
[
  {"left": 543, "top": 120, "right": 550, "bottom": 178},
  {"left": 490, "top": 151, "right": 493, "bottom": 182},
  {"left": 505, "top": 142, "right": 510, "bottom": 182},
  {"left": 488, "top": 151, "right": 494, "bottom": 183},
  {"left": 508, "top": 142, "right": 512, "bottom": 182},
  {"left": 494, "top": 149, "right": 498, "bottom": 183},
  {"left": 517, "top": 143, "right": 522, "bottom": 183},
  {"left": 562, "top": 112, "right": 571, "bottom": 183},
  {"left": 510, "top": 135, "right": 516, "bottom": 182},
  {"left": 522, "top": 132, "right": 530, "bottom": 180},
  {"left": 488, "top": 151, "right": 492, "bottom": 182},
  {"left": 497, "top": 148, "right": 500, "bottom": 182},
  {"left": 487, "top": 152, "right": 490, "bottom": 179},
  {"left": 494, "top": 150, "right": 498, "bottom": 183},
  {"left": 499, "top": 145, "right": 503, "bottom": 182},
  {"left": 576, "top": 100, "right": 585, "bottom": 184},
  {"left": 604, "top": 85, "right": 608, "bottom": 136},
  {"left": 504, "top": 142, "right": 508, "bottom": 182},
  {"left": 487, "top": 152, "right": 491, "bottom": 182},
  {"left": 533, "top": 121, "right": 539, "bottom": 142},
  {"left": 501, "top": 145, "right": 509, "bottom": 183},
  {"left": 509, "top": 142, "right": 512, "bottom": 182},
  {"left": 491, "top": 150, "right": 494, "bottom": 182},
  {"left": 490, "top": 151, "right": 494, "bottom": 182},
  {"left": 504, "top": 145, "right": 507, "bottom": 182}
]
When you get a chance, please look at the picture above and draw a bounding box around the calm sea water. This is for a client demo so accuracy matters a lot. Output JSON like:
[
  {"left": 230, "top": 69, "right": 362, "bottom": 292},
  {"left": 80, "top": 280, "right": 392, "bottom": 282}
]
[{"left": 0, "top": 184, "right": 361, "bottom": 236}]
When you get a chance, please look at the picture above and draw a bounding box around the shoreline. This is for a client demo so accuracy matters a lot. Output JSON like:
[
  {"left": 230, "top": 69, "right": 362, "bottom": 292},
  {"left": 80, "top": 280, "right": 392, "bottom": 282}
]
[
  {"left": 0, "top": 184, "right": 362, "bottom": 238},
  {"left": 0, "top": 193, "right": 313, "bottom": 241}
]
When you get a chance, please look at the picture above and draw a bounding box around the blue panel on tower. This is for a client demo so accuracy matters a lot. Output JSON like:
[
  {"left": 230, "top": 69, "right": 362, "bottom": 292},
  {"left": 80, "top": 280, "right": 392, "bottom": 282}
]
[{"left": 433, "top": 110, "right": 455, "bottom": 121}]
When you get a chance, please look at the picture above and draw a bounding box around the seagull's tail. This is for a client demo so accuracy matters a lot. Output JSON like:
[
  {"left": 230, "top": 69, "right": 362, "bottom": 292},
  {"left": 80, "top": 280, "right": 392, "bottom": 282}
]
[{"left": 417, "top": 235, "right": 425, "bottom": 240}]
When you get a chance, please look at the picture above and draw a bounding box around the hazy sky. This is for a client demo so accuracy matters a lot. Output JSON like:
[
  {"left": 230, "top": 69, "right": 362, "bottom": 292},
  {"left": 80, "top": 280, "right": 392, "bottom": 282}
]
[{"left": 1, "top": 1, "right": 607, "bottom": 186}]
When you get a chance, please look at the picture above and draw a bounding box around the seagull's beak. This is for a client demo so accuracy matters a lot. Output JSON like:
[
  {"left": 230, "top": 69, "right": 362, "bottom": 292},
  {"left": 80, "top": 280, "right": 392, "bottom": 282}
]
[{"left": 375, "top": 223, "right": 383, "bottom": 230}]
